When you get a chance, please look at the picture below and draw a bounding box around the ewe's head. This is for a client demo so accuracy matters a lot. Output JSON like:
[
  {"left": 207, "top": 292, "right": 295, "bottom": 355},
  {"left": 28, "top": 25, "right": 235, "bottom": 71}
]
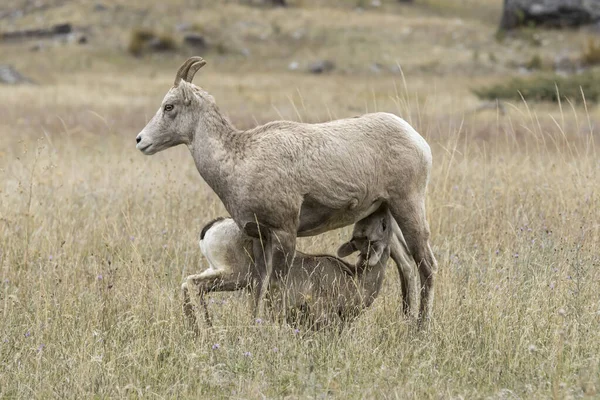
[
  {"left": 136, "top": 57, "right": 216, "bottom": 155},
  {"left": 337, "top": 210, "right": 391, "bottom": 267}
]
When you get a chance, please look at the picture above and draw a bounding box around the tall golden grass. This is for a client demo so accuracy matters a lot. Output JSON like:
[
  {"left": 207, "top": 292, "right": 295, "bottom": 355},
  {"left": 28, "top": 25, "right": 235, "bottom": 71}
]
[{"left": 1, "top": 71, "right": 598, "bottom": 398}]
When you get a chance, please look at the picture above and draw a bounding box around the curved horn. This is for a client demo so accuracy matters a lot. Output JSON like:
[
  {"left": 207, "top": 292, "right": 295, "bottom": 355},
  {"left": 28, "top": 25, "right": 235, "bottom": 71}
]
[
  {"left": 174, "top": 57, "right": 204, "bottom": 86},
  {"left": 186, "top": 58, "right": 207, "bottom": 83}
]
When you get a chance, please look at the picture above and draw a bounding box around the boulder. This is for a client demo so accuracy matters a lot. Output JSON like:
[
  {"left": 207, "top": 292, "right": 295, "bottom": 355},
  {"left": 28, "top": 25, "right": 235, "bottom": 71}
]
[
  {"left": 500, "top": 0, "right": 600, "bottom": 30},
  {"left": 183, "top": 33, "right": 207, "bottom": 49},
  {"left": 0, "top": 65, "right": 34, "bottom": 85},
  {"left": 308, "top": 60, "right": 335, "bottom": 74}
]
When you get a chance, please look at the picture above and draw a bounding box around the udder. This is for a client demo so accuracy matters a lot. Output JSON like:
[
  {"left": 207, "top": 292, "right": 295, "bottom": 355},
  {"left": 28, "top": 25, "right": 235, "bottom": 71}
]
[{"left": 297, "top": 198, "right": 383, "bottom": 237}]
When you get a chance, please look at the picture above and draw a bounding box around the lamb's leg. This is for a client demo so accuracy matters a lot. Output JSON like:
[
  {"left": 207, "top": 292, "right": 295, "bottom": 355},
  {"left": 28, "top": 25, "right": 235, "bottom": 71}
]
[
  {"left": 182, "top": 269, "right": 240, "bottom": 331},
  {"left": 252, "top": 229, "right": 297, "bottom": 319},
  {"left": 389, "top": 197, "right": 438, "bottom": 327},
  {"left": 181, "top": 279, "right": 199, "bottom": 332},
  {"left": 389, "top": 222, "right": 418, "bottom": 320}
]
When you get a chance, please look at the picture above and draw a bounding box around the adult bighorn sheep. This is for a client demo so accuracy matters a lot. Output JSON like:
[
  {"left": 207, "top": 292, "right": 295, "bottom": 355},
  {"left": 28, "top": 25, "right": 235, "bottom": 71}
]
[
  {"left": 136, "top": 56, "right": 437, "bottom": 323},
  {"left": 182, "top": 206, "right": 398, "bottom": 330}
]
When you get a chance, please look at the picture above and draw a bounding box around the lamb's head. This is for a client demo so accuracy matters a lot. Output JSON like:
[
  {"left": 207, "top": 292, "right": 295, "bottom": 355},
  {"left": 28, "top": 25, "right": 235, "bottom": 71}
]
[
  {"left": 136, "top": 57, "right": 216, "bottom": 155},
  {"left": 337, "top": 208, "right": 392, "bottom": 267}
]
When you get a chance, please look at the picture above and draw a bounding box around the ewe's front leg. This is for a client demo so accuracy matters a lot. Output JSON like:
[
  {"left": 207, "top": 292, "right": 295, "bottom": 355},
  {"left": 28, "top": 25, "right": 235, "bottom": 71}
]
[{"left": 252, "top": 229, "right": 297, "bottom": 319}]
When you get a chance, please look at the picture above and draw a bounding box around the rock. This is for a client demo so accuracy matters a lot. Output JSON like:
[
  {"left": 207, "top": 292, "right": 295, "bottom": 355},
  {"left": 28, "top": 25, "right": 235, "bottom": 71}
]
[
  {"left": 93, "top": 3, "right": 107, "bottom": 11},
  {"left": 0, "top": 65, "right": 34, "bottom": 85},
  {"left": 554, "top": 53, "right": 578, "bottom": 74},
  {"left": 288, "top": 61, "right": 299, "bottom": 71},
  {"left": 291, "top": 29, "right": 305, "bottom": 40},
  {"left": 148, "top": 38, "right": 174, "bottom": 52},
  {"left": 500, "top": 0, "right": 600, "bottom": 30},
  {"left": 183, "top": 33, "right": 206, "bottom": 49},
  {"left": 53, "top": 23, "right": 72, "bottom": 35},
  {"left": 78, "top": 35, "right": 88, "bottom": 44},
  {"left": 1, "top": 23, "right": 73, "bottom": 41},
  {"left": 370, "top": 63, "right": 384, "bottom": 74},
  {"left": 390, "top": 64, "right": 403, "bottom": 74},
  {"left": 308, "top": 60, "right": 335, "bottom": 74},
  {"left": 176, "top": 22, "right": 193, "bottom": 32}
]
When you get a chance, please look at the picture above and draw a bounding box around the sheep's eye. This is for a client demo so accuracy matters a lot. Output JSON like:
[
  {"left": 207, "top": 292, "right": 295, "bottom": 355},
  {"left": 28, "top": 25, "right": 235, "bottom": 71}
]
[{"left": 164, "top": 104, "right": 174, "bottom": 112}]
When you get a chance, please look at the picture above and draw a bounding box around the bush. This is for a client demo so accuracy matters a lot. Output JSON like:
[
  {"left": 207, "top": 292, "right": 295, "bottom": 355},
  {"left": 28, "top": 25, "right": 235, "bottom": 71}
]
[
  {"left": 525, "top": 54, "right": 542, "bottom": 70},
  {"left": 127, "top": 28, "right": 177, "bottom": 56},
  {"left": 128, "top": 28, "right": 155, "bottom": 56},
  {"left": 473, "top": 70, "right": 600, "bottom": 103},
  {"left": 581, "top": 37, "right": 600, "bottom": 66}
]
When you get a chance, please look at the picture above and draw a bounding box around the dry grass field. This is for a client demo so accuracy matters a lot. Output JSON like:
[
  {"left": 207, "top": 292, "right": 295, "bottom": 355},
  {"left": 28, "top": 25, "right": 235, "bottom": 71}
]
[{"left": 1, "top": 1, "right": 599, "bottom": 398}]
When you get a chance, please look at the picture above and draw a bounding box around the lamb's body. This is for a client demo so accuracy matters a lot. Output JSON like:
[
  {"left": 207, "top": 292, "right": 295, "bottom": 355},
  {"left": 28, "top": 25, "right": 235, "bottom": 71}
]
[
  {"left": 182, "top": 213, "right": 390, "bottom": 329},
  {"left": 137, "top": 57, "right": 436, "bottom": 323}
]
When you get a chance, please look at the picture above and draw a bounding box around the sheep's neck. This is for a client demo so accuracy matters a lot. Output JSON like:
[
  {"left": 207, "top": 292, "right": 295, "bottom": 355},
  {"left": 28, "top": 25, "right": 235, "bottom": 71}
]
[{"left": 188, "top": 107, "right": 240, "bottom": 203}]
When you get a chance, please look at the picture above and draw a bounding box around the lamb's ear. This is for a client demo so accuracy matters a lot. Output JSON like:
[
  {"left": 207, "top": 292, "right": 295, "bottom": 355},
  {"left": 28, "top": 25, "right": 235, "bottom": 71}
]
[
  {"left": 366, "top": 244, "right": 384, "bottom": 267},
  {"left": 337, "top": 241, "right": 357, "bottom": 258}
]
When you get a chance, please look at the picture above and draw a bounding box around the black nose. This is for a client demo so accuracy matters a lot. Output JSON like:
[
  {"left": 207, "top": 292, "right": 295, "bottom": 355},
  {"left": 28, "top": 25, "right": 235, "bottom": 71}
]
[{"left": 136, "top": 136, "right": 141, "bottom": 144}]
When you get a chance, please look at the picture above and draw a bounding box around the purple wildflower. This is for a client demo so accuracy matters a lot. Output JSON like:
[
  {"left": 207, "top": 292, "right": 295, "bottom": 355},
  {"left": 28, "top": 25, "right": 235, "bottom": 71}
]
[
  {"left": 37, "top": 344, "right": 45, "bottom": 352},
  {"left": 273, "top": 347, "right": 279, "bottom": 353},
  {"left": 130, "top": 236, "right": 135, "bottom": 241},
  {"left": 24, "top": 331, "right": 30, "bottom": 338},
  {"left": 255, "top": 318, "right": 263, "bottom": 325},
  {"left": 293, "top": 328, "right": 300, "bottom": 334},
  {"left": 48, "top": 255, "right": 53, "bottom": 260},
  {"left": 212, "top": 343, "right": 220, "bottom": 350},
  {"left": 97, "top": 274, "right": 103, "bottom": 280},
  {"left": 243, "top": 351, "right": 251, "bottom": 357}
]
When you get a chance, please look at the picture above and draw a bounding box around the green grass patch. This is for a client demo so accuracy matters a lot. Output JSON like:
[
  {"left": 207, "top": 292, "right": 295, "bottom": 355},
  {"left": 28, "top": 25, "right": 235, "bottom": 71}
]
[{"left": 473, "top": 70, "right": 600, "bottom": 103}]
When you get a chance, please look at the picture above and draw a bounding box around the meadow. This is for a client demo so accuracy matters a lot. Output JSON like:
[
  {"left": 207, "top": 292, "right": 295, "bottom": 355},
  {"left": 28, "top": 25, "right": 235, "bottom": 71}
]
[{"left": 1, "top": 1, "right": 599, "bottom": 398}]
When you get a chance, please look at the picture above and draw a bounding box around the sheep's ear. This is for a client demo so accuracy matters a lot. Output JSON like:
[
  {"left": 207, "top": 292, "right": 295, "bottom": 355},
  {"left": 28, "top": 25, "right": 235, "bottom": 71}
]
[
  {"left": 337, "top": 242, "right": 357, "bottom": 258},
  {"left": 366, "top": 244, "right": 384, "bottom": 267},
  {"left": 180, "top": 84, "right": 193, "bottom": 106}
]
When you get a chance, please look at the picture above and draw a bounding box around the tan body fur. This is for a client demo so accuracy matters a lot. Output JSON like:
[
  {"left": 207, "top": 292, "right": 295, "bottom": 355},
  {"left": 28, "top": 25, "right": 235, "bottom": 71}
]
[
  {"left": 137, "top": 57, "right": 436, "bottom": 323},
  {"left": 182, "top": 208, "right": 392, "bottom": 330}
]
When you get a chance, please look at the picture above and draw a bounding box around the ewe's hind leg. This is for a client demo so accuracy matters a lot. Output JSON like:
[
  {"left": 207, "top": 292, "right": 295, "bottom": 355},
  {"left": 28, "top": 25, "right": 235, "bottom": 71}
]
[
  {"left": 389, "top": 231, "right": 418, "bottom": 319},
  {"left": 389, "top": 198, "right": 438, "bottom": 325}
]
